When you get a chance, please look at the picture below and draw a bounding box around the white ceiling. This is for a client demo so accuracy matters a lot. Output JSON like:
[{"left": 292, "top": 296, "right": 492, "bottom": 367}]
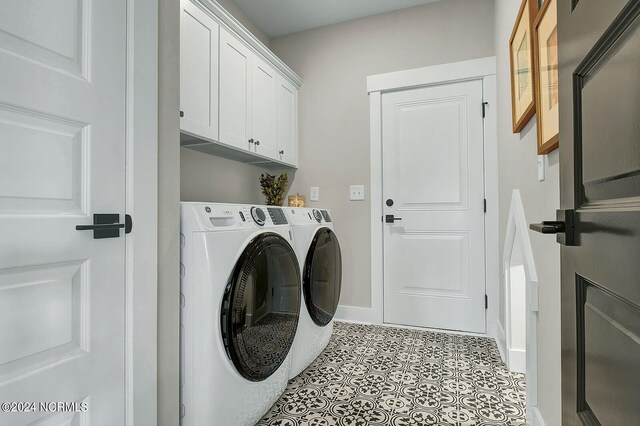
[{"left": 231, "top": 0, "right": 443, "bottom": 38}]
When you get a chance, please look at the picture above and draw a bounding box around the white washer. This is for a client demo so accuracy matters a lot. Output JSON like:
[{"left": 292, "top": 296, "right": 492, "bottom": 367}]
[
  {"left": 180, "top": 202, "right": 301, "bottom": 426},
  {"left": 284, "top": 207, "right": 342, "bottom": 378}
]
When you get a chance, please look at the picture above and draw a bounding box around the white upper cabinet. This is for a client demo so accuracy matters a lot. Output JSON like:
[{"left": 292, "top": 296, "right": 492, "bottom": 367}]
[
  {"left": 179, "top": 0, "right": 302, "bottom": 168},
  {"left": 252, "top": 57, "right": 278, "bottom": 159},
  {"left": 277, "top": 76, "right": 298, "bottom": 166},
  {"left": 219, "top": 27, "right": 252, "bottom": 151},
  {"left": 180, "top": 1, "right": 219, "bottom": 141}
]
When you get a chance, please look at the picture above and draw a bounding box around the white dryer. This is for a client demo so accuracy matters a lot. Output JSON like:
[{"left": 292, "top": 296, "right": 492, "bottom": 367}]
[
  {"left": 284, "top": 208, "right": 342, "bottom": 378},
  {"left": 180, "top": 202, "right": 301, "bottom": 426}
]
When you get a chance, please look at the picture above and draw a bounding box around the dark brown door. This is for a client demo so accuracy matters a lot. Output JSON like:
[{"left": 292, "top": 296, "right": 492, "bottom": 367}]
[{"left": 557, "top": 0, "right": 640, "bottom": 424}]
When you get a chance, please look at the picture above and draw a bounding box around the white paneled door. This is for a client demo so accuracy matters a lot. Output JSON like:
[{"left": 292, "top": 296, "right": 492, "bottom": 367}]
[
  {"left": 382, "top": 80, "right": 486, "bottom": 333},
  {"left": 0, "top": 1, "right": 127, "bottom": 424}
]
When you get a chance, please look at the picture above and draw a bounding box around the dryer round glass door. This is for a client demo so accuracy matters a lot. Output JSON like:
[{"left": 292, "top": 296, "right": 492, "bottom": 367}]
[
  {"left": 303, "top": 228, "right": 342, "bottom": 326},
  {"left": 221, "top": 232, "right": 301, "bottom": 382}
]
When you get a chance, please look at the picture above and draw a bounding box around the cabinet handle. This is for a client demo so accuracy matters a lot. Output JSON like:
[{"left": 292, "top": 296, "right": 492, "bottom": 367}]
[
  {"left": 279, "top": 150, "right": 284, "bottom": 155},
  {"left": 255, "top": 140, "right": 260, "bottom": 146},
  {"left": 248, "top": 138, "right": 254, "bottom": 144}
]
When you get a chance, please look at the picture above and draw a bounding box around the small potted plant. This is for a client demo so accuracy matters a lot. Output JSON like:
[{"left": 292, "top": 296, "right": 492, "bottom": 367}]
[{"left": 259, "top": 172, "right": 288, "bottom": 206}]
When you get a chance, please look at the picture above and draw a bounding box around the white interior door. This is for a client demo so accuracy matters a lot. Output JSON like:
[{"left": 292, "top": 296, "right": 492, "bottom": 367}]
[
  {"left": 0, "top": 1, "right": 127, "bottom": 424},
  {"left": 382, "top": 80, "right": 486, "bottom": 333},
  {"left": 251, "top": 57, "right": 277, "bottom": 159},
  {"left": 219, "top": 27, "right": 252, "bottom": 150}
]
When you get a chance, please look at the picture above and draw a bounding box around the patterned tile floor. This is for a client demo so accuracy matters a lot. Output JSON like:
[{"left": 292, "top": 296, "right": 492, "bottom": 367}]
[{"left": 258, "top": 322, "right": 526, "bottom": 426}]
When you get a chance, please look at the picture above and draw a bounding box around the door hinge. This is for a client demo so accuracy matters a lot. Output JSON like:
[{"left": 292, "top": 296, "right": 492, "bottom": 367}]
[
  {"left": 482, "top": 101, "right": 489, "bottom": 118},
  {"left": 485, "top": 294, "right": 488, "bottom": 309},
  {"left": 179, "top": 110, "right": 184, "bottom": 118},
  {"left": 484, "top": 199, "right": 487, "bottom": 213}
]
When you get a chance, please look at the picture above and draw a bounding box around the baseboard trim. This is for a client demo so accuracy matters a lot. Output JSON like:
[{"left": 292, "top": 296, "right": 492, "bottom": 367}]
[
  {"left": 532, "top": 406, "right": 547, "bottom": 426},
  {"left": 508, "top": 347, "right": 526, "bottom": 374},
  {"left": 334, "top": 305, "right": 374, "bottom": 324},
  {"left": 496, "top": 321, "right": 507, "bottom": 365}
]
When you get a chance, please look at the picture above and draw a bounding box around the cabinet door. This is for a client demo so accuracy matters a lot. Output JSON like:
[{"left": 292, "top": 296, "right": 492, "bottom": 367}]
[
  {"left": 252, "top": 57, "right": 278, "bottom": 159},
  {"left": 277, "top": 76, "right": 298, "bottom": 166},
  {"left": 219, "top": 27, "right": 252, "bottom": 150},
  {"left": 180, "top": 1, "right": 218, "bottom": 141}
]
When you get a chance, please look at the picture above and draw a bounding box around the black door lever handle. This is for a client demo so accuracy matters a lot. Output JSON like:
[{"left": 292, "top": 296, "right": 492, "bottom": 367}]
[
  {"left": 76, "top": 214, "right": 132, "bottom": 239},
  {"left": 385, "top": 215, "right": 403, "bottom": 223},
  {"left": 76, "top": 223, "right": 125, "bottom": 231},
  {"left": 529, "top": 221, "right": 565, "bottom": 234}
]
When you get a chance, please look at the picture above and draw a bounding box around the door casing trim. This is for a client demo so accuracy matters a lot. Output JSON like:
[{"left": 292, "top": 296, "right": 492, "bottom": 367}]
[
  {"left": 366, "top": 57, "right": 498, "bottom": 339},
  {"left": 125, "top": 0, "right": 158, "bottom": 423}
]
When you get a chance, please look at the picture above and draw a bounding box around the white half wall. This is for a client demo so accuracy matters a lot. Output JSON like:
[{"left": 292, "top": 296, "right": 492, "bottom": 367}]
[{"left": 495, "top": 1, "right": 561, "bottom": 425}]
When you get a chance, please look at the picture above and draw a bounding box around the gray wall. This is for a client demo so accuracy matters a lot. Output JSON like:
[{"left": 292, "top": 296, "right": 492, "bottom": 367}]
[
  {"left": 494, "top": 0, "right": 561, "bottom": 424},
  {"left": 158, "top": 0, "right": 181, "bottom": 424},
  {"left": 181, "top": 149, "right": 275, "bottom": 204},
  {"left": 270, "top": 0, "right": 495, "bottom": 307}
]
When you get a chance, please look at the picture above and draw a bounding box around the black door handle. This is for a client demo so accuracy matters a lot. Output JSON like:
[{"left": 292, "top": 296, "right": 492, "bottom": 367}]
[
  {"left": 529, "top": 210, "right": 575, "bottom": 246},
  {"left": 529, "top": 221, "right": 565, "bottom": 234},
  {"left": 76, "top": 223, "right": 125, "bottom": 231},
  {"left": 385, "top": 215, "right": 403, "bottom": 223},
  {"left": 76, "top": 214, "right": 132, "bottom": 239}
]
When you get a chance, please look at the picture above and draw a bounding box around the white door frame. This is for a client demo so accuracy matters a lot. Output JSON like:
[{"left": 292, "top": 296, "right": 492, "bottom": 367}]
[
  {"left": 126, "top": 0, "right": 158, "bottom": 423},
  {"left": 367, "top": 57, "right": 499, "bottom": 339}
]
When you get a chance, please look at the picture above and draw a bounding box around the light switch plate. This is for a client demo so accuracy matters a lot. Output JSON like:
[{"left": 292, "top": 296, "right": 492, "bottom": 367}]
[
  {"left": 350, "top": 185, "right": 365, "bottom": 201},
  {"left": 310, "top": 186, "right": 319, "bottom": 201},
  {"left": 538, "top": 155, "right": 545, "bottom": 182}
]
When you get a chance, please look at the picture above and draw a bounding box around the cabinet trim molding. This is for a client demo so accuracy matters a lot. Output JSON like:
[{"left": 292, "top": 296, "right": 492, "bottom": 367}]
[{"left": 191, "top": 0, "right": 303, "bottom": 88}]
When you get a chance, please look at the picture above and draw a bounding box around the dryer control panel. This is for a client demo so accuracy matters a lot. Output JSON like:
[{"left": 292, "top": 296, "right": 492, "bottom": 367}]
[{"left": 284, "top": 207, "right": 332, "bottom": 226}]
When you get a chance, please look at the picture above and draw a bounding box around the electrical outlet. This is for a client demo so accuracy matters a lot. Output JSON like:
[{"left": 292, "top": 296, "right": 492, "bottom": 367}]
[
  {"left": 310, "top": 186, "right": 319, "bottom": 201},
  {"left": 350, "top": 185, "right": 365, "bottom": 201},
  {"left": 538, "top": 155, "right": 545, "bottom": 182}
]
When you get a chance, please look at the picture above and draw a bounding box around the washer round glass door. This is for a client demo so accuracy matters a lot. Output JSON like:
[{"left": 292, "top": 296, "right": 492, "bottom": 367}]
[
  {"left": 221, "top": 232, "right": 301, "bottom": 382},
  {"left": 303, "top": 228, "right": 342, "bottom": 326}
]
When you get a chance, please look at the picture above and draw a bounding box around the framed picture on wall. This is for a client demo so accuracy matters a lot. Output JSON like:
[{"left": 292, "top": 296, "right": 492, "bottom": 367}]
[
  {"left": 509, "top": 0, "right": 538, "bottom": 133},
  {"left": 533, "top": 0, "right": 559, "bottom": 154}
]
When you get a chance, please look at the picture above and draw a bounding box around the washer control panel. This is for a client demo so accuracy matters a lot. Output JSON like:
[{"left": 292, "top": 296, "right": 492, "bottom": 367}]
[
  {"left": 267, "top": 207, "right": 288, "bottom": 225},
  {"left": 321, "top": 210, "right": 332, "bottom": 222}
]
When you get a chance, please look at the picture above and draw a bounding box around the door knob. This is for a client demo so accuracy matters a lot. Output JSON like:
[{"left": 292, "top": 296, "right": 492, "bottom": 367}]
[
  {"left": 255, "top": 140, "right": 260, "bottom": 146},
  {"left": 279, "top": 150, "right": 284, "bottom": 155},
  {"left": 385, "top": 215, "right": 403, "bottom": 223},
  {"left": 249, "top": 138, "right": 254, "bottom": 144}
]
